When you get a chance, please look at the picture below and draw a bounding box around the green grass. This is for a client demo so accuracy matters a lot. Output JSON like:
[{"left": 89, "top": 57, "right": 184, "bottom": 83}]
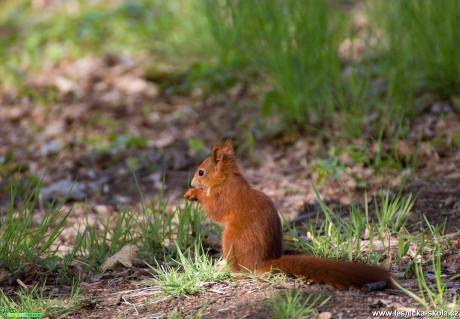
[
  {"left": 1, "top": 0, "right": 457, "bottom": 138},
  {"left": 286, "top": 188, "right": 415, "bottom": 263},
  {"left": 0, "top": 0, "right": 201, "bottom": 86},
  {"left": 0, "top": 176, "right": 214, "bottom": 316},
  {"left": 76, "top": 189, "right": 208, "bottom": 273},
  {"left": 408, "top": 256, "right": 459, "bottom": 314},
  {"left": 372, "top": 0, "right": 460, "bottom": 105},
  {"left": 267, "top": 290, "right": 330, "bottom": 319},
  {"left": 0, "top": 175, "right": 208, "bottom": 279},
  {"left": 75, "top": 207, "right": 135, "bottom": 273},
  {"left": 0, "top": 178, "right": 71, "bottom": 275},
  {"left": 202, "top": 0, "right": 345, "bottom": 126},
  {"left": 397, "top": 215, "right": 450, "bottom": 276},
  {"left": 0, "top": 174, "right": 457, "bottom": 318},
  {"left": 0, "top": 284, "right": 81, "bottom": 317},
  {"left": 200, "top": 0, "right": 460, "bottom": 134},
  {"left": 292, "top": 195, "right": 458, "bottom": 314},
  {"left": 395, "top": 241, "right": 459, "bottom": 315},
  {"left": 145, "top": 243, "right": 232, "bottom": 297},
  {"left": 134, "top": 176, "right": 208, "bottom": 261},
  {"left": 309, "top": 137, "right": 416, "bottom": 189},
  {"left": 374, "top": 190, "right": 414, "bottom": 232}
]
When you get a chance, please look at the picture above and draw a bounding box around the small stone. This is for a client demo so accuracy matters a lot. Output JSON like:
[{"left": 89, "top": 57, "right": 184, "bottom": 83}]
[
  {"left": 41, "top": 179, "right": 86, "bottom": 202},
  {"left": 40, "top": 139, "right": 62, "bottom": 156}
]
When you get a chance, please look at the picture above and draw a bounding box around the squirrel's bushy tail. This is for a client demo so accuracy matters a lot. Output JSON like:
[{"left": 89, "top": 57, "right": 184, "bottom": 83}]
[{"left": 260, "top": 255, "right": 394, "bottom": 290}]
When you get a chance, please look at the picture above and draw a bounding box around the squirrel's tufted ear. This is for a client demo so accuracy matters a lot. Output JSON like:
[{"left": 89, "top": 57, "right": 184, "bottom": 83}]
[
  {"left": 222, "top": 140, "right": 234, "bottom": 156},
  {"left": 212, "top": 143, "right": 224, "bottom": 164}
]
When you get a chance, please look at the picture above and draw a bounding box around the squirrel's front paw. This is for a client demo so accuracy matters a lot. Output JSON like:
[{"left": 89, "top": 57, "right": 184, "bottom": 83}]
[{"left": 184, "top": 188, "right": 200, "bottom": 201}]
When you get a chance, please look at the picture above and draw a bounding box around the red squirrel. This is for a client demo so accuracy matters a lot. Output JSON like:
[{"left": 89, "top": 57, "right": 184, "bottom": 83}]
[{"left": 184, "top": 141, "right": 394, "bottom": 290}]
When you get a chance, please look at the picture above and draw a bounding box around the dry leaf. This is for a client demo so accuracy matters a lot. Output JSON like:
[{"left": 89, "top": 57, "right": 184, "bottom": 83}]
[
  {"left": 380, "top": 258, "right": 392, "bottom": 271},
  {"left": 100, "top": 244, "right": 139, "bottom": 272},
  {"left": 16, "top": 279, "right": 30, "bottom": 291},
  {"left": 399, "top": 227, "right": 409, "bottom": 235},
  {"left": 362, "top": 224, "right": 371, "bottom": 240},
  {"left": 316, "top": 311, "right": 332, "bottom": 319},
  {"left": 401, "top": 256, "right": 411, "bottom": 264}
]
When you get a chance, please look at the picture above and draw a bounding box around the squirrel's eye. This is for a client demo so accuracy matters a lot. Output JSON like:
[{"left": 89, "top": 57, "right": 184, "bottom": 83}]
[{"left": 198, "top": 169, "right": 204, "bottom": 176}]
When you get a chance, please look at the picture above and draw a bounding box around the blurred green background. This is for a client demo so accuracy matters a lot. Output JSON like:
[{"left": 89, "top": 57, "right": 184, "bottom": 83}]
[{"left": 1, "top": 0, "right": 459, "bottom": 135}]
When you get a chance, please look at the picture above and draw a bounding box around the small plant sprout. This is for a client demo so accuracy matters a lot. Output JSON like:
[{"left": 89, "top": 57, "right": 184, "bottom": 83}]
[{"left": 374, "top": 190, "right": 414, "bottom": 231}]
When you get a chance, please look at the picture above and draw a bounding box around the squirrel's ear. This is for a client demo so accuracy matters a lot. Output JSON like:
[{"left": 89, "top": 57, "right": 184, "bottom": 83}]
[
  {"left": 212, "top": 143, "right": 224, "bottom": 164},
  {"left": 222, "top": 140, "right": 234, "bottom": 156}
]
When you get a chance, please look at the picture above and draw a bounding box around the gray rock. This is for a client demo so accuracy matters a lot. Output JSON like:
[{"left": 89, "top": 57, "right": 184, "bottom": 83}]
[
  {"left": 40, "top": 139, "right": 62, "bottom": 157},
  {"left": 40, "top": 179, "right": 86, "bottom": 202}
]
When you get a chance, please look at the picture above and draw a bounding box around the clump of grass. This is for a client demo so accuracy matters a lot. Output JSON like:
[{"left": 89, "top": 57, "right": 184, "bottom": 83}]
[
  {"left": 146, "top": 244, "right": 232, "bottom": 297},
  {"left": 374, "top": 190, "right": 414, "bottom": 232},
  {"left": 135, "top": 196, "right": 207, "bottom": 260},
  {"left": 287, "top": 188, "right": 414, "bottom": 263},
  {"left": 75, "top": 206, "right": 135, "bottom": 273},
  {"left": 75, "top": 193, "right": 207, "bottom": 273},
  {"left": 299, "top": 191, "right": 367, "bottom": 261},
  {"left": 267, "top": 290, "right": 330, "bottom": 319},
  {"left": 0, "top": 284, "right": 81, "bottom": 317},
  {"left": 372, "top": 0, "right": 460, "bottom": 105},
  {"left": 201, "top": 0, "right": 346, "bottom": 126},
  {"left": 201, "top": 0, "right": 459, "bottom": 135},
  {"left": 134, "top": 176, "right": 208, "bottom": 261},
  {"left": 0, "top": 171, "right": 207, "bottom": 278},
  {"left": 0, "top": 178, "right": 71, "bottom": 274}
]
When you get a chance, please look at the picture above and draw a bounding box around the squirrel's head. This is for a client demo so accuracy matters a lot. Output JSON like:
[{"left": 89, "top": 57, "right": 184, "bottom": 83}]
[{"left": 191, "top": 140, "right": 237, "bottom": 192}]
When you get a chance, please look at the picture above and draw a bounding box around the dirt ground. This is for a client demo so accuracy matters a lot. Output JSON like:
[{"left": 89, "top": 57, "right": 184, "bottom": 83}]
[{"left": 0, "top": 54, "right": 459, "bottom": 318}]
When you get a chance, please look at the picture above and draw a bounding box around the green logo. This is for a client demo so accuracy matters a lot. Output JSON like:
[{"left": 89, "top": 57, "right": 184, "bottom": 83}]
[{"left": 0, "top": 309, "right": 42, "bottom": 318}]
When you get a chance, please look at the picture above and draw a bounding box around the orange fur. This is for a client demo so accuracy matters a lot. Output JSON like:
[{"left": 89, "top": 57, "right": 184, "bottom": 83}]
[{"left": 184, "top": 141, "right": 394, "bottom": 290}]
